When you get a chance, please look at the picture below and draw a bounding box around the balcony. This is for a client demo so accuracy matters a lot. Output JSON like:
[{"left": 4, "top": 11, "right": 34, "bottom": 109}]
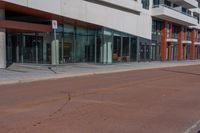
[
  {"left": 152, "top": 4, "right": 198, "bottom": 26},
  {"left": 191, "top": 8, "right": 200, "bottom": 15},
  {"left": 88, "top": 0, "right": 142, "bottom": 13},
  {"left": 168, "top": 0, "right": 198, "bottom": 9},
  {"left": 167, "top": 33, "right": 178, "bottom": 43},
  {"left": 190, "top": 24, "right": 200, "bottom": 30}
]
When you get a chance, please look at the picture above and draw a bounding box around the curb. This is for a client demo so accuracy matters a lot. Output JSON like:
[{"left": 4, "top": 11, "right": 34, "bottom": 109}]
[{"left": 0, "top": 62, "right": 200, "bottom": 86}]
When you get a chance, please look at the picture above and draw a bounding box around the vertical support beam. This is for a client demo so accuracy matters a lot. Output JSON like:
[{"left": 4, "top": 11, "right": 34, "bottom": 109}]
[
  {"left": 190, "top": 29, "right": 195, "bottom": 60},
  {"left": 0, "top": 9, "right": 6, "bottom": 68},
  {"left": 177, "top": 26, "right": 183, "bottom": 60},
  {"left": 160, "top": 21, "right": 167, "bottom": 61}
]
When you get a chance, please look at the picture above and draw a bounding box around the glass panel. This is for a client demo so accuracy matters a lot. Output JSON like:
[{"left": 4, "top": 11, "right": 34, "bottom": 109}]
[
  {"left": 24, "top": 35, "right": 36, "bottom": 63},
  {"left": 75, "top": 27, "right": 88, "bottom": 62},
  {"left": 37, "top": 36, "right": 43, "bottom": 63},
  {"left": 122, "top": 36, "right": 130, "bottom": 62},
  {"left": 6, "top": 34, "right": 13, "bottom": 65},
  {"left": 96, "top": 32, "right": 103, "bottom": 63},
  {"left": 22, "top": 34, "right": 44, "bottom": 63},
  {"left": 86, "top": 30, "right": 96, "bottom": 63},
  {"left": 63, "top": 33, "right": 73, "bottom": 63},
  {"left": 130, "top": 37, "right": 137, "bottom": 62},
  {"left": 140, "top": 43, "right": 145, "bottom": 61},
  {"left": 113, "top": 33, "right": 121, "bottom": 62},
  {"left": 146, "top": 45, "right": 150, "bottom": 61},
  {"left": 173, "top": 45, "right": 177, "bottom": 60}
]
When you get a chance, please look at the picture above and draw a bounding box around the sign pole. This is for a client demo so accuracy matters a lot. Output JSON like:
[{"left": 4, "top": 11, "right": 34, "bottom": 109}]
[{"left": 52, "top": 20, "right": 58, "bottom": 66}]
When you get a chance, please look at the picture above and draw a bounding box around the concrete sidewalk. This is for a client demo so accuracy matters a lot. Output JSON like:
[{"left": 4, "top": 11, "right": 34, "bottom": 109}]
[{"left": 0, "top": 60, "right": 200, "bottom": 85}]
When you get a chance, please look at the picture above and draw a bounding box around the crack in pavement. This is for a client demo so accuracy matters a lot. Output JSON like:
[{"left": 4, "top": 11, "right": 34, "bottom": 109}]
[
  {"left": 32, "top": 91, "right": 71, "bottom": 127},
  {"left": 184, "top": 119, "right": 200, "bottom": 133}
]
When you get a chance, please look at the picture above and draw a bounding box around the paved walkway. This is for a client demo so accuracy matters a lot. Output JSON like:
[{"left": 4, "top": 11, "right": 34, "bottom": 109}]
[
  {"left": 1, "top": 64, "right": 200, "bottom": 133},
  {"left": 0, "top": 60, "right": 200, "bottom": 85}
]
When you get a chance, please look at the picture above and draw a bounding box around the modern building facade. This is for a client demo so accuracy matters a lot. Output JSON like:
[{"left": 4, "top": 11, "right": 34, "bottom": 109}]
[{"left": 0, "top": 0, "right": 200, "bottom": 68}]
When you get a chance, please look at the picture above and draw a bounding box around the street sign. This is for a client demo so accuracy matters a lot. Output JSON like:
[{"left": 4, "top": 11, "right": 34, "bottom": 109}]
[{"left": 52, "top": 20, "right": 58, "bottom": 29}]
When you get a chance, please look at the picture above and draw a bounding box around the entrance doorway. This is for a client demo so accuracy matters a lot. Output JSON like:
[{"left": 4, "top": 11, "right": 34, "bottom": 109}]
[
  {"left": 140, "top": 43, "right": 150, "bottom": 62},
  {"left": 183, "top": 44, "right": 190, "bottom": 60}
]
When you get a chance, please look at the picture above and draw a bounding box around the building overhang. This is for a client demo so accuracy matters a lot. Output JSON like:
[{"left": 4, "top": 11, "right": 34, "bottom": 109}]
[
  {"left": 189, "top": 24, "right": 200, "bottom": 30},
  {"left": 191, "top": 8, "right": 200, "bottom": 15},
  {"left": 152, "top": 5, "right": 198, "bottom": 26},
  {"left": 0, "top": 1, "right": 101, "bottom": 29},
  {"left": 0, "top": 20, "right": 52, "bottom": 32},
  {"left": 84, "top": 0, "right": 142, "bottom": 14},
  {"left": 168, "top": 0, "right": 198, "bottom": 8}
]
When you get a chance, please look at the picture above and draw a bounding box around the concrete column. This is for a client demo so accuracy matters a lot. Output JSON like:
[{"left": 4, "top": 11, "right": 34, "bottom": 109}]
[
  {"left": 0, "top": 9, "right": 6, "bottom": 68},
  {"left": 51, "top": 40, "right": 59, "bottom": 65}
]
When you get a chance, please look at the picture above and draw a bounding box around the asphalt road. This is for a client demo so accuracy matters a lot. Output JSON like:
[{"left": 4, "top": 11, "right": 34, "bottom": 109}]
[{"left": 1, "top": 65, "right": 200, "bottom": 133}]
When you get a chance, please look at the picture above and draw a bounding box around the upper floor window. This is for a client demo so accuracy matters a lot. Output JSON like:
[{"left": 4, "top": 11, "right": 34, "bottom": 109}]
[
  {"left": 153, "top": 0, "right": 160, "bottom": 6},
  {"left": 141, "top": 0, "right": 149, "bottom": 10},
  {"left": 152, "top": 20, "right": 162, "bottom": 35},
  {"left": 164, "top": 0, "right": 171, "bottom": 7}
]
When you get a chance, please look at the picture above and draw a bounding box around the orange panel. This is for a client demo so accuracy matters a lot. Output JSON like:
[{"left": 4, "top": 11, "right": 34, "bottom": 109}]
[
  {"left": 177, "top": 26, "right": 183, "bottom": 60},
  {"left": 0, "top": 20, "right": 51, "bottom": 32},
  {"left": 190, "top": 29, "right": 196, "bottom": 60},
  {"left": 160, "top": 21, "right": 167, "bottom": 61}
]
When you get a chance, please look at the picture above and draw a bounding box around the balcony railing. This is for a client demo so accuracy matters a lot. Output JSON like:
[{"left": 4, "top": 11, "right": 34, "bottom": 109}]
[
  {"left": 183, "top": 35, "right": 191, "bottom": 41},
  {"left": 171, "top": 33, "right": 178, "bottom": 39},
  {"left": 152, "top": 4, "right": 196, "bottom": 19}
]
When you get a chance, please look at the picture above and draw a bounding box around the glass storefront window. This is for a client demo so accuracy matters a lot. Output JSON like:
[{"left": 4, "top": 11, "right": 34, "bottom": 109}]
[
  {"left": 122, "top": 34, "right": 130, "bottom": 62},
  {"left": 113, "top": 32, "right": 122, "bottom": 63},
  {"left": 6, "top": 23, "right": 141, "bottom": 65},
  {"left": 75, "top": 27, "right": 88, "bottom": 62}
]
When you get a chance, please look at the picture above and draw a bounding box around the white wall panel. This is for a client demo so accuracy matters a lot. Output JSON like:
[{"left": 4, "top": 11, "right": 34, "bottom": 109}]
[{"left": 3, "top": 0, "right": 152, "bottom": 39}]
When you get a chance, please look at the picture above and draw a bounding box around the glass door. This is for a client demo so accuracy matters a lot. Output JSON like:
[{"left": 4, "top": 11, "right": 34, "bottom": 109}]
[
  {"left": 130, "top": 37, "right": 137, "bottom": 62},
  {"left": 113, "top": 34, "right": 121, "bottom": 62},
  {"left": 6, "top": 33, "right": 23, "bottom": 64},
  {"left": 122, "top": 36, "right": 130, "bottom": 62},
  {"left": 140, "top": 44, "right": 145, "bottom": 61}
]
